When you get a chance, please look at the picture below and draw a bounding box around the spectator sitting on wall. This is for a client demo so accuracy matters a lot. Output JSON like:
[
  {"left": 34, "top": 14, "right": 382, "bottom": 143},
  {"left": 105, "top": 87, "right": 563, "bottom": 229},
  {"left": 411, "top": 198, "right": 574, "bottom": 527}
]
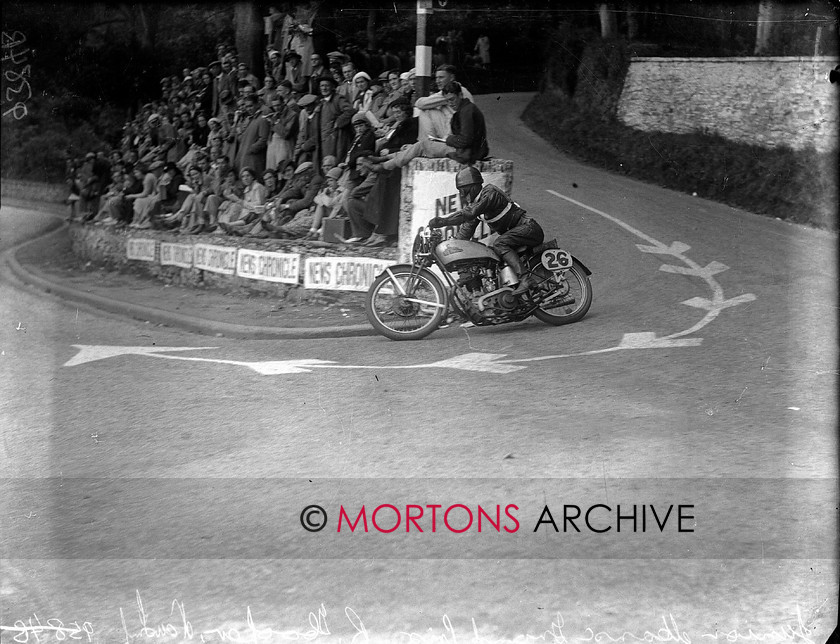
[
  {"left": 155, "top": 165, "right": 209, "bottom": 233},
  {"left": 258, "top": 161, "right": 323, "bottom": 239},
  {"left": 218, "top": 167, "right": 267, "bottom": 235},
  {"left": 77, "top": 153, "right": 101, "bottom": 222},
  {"left": 148, "top": 162, "right": 186, "bottom": 227},
  {"left": 101, "top": 163, "right": 143, "bottom": 226},
  {"left": 278, "top": 154, "right": 340, "bottom": 239},
  {"left": 307, "top": 165, "right": 346, "bottom": 241},
  {"left": 129, "top": 160, "right": 167, "bottom": 229},
  {"left": 367, "top": 69, "right": 481, "bottom": 171},
  {"left": 336, "top": 111, "right": 378, "bottom": 217},
  {"left": 202, "top": 153, "right": 233, "bottom": 231},
  {"left": 208, "top": 167, "right": 244, "bottom": 234},
  {"left": 355, "top": 97, "right": 418, "bottom": 247},
  {"left": 91, "top": 164, "right": 125, "bottom": 223},
  {"left": 276, "top": 159, "right": 296, "bottom": 192},
  {"left": 343, "top": 157, "right": 377, "bottom": 244},
  {"left": 438, "top": 80, "right": 488, "bottom": 164}
]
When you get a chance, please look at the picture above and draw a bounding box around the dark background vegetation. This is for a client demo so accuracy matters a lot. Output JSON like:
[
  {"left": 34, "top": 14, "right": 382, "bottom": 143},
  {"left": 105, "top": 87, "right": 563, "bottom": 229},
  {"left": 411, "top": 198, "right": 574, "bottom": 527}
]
[{"left": 2, "top": 1, "right": 838, "bottom": 228}]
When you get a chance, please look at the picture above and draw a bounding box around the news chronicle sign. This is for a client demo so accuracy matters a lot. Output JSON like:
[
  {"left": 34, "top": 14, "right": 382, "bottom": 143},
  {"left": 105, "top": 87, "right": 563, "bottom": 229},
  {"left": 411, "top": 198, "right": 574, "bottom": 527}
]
[
  {"left": 126, "top": 238, "right": 156, "bottom": 262},
  {"left": 127, "top": 238, "right": 392, "bottom": 291},
  {"left": 304, "top": 257, "right": 396, "bottom": 292},
  {"left": 193, "top": 243, "right": 237, "bottom": 275},
  {"left": 160, "top": 242, "right": 194, "bottom": 268},
  {"left": 237, "top": 248, "right": 300, "bottom": 284}
]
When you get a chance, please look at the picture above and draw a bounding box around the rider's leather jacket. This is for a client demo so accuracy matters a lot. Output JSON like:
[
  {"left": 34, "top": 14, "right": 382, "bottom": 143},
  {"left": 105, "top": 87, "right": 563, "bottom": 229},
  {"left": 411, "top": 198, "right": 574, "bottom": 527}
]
[{"left": 431, "top": 184, "right": 526, "bottom": 238}]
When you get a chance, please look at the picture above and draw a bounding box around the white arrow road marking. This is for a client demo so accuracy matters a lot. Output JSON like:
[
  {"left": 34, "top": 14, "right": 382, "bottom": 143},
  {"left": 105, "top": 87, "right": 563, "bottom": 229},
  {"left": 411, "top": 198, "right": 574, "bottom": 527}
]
[
  {"left": 63, "top": 347, "right": 526, "bottom": 374},
  {"left": 547, "top": 189, "right": 756, "bottom": 342},
  {"left": 63, "top": 345, "right": 218, "bottom": 366}
]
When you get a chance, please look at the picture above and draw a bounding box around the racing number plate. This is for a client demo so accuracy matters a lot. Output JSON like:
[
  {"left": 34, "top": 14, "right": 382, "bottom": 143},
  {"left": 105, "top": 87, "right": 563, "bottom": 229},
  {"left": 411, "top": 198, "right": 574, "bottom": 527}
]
[{"left": 541, "top": 248, "right": 572, "bottom": 272}]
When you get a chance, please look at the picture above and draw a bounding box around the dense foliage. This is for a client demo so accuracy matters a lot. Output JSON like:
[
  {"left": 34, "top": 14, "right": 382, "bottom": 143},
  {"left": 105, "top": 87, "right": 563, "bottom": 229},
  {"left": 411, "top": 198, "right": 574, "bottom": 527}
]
[{"left": 524, "top": 33, "right": 838, "bottom": 230}]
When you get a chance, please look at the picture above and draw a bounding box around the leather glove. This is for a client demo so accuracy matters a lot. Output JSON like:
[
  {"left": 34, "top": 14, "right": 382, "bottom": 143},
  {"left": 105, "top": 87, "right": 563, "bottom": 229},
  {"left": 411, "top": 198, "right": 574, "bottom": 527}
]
[{"left": 428, "top": 217, "right": 445, "bottom": 228}]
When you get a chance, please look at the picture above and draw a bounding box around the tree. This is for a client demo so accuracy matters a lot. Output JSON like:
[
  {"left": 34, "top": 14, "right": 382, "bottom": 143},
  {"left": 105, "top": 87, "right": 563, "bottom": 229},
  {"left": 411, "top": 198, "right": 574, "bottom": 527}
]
[
  {"left": 235, "top": 1, "right": 264, "bottom": 75},
  {"left": 754, "top": 0, "right": 776, "bottom": 54},
  {"left": 366, "top": 8, "right": 378, "bottom": 51},
  {"left": 599, "top": 3, "right": 618, "bottom": 39}
]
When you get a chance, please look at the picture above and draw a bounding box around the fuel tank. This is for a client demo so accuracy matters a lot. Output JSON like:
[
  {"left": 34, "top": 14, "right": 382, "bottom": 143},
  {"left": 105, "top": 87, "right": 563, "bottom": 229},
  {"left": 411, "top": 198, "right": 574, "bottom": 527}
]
[{"left": 434, "top": 238, "right": 500, "bottom": 270}]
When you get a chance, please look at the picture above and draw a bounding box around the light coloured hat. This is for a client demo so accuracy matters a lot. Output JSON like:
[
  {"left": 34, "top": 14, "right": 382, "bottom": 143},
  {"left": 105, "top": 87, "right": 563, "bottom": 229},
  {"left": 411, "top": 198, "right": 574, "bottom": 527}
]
[
  {"left": 294, "top": 161, "right": 314, "bottom": 175},
  {"left": 352, "top": 71, "right": 371, "bottom": 84},
  {"left": 297, "top": 94, "right": 318, "bottom": 107}
]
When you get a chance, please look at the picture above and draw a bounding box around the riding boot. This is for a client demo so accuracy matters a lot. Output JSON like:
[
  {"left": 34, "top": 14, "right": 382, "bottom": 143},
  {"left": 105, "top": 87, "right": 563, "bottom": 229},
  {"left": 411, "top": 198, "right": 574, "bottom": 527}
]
[{"left": 502, "top": 250, "right": 534, "bottom": 295}]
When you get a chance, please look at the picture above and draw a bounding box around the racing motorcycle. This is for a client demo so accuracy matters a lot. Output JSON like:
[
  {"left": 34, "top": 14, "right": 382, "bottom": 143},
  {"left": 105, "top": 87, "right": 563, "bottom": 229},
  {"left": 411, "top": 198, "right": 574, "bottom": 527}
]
[{"left": 365, "top": 225, "right": 593, "bottom": 340}]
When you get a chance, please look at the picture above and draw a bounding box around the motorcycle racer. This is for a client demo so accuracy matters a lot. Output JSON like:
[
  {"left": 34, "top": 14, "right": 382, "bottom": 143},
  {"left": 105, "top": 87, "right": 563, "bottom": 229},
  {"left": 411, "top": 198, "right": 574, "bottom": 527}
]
[{"left": 428, "top": 166, "right": 544, "bottom": 295}]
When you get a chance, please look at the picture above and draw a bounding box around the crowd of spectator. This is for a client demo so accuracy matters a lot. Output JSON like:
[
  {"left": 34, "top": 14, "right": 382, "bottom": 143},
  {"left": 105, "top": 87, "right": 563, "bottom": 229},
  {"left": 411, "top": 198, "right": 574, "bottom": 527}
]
[{"left": 66, "top": 18, "right": 490, "bottom": 249}]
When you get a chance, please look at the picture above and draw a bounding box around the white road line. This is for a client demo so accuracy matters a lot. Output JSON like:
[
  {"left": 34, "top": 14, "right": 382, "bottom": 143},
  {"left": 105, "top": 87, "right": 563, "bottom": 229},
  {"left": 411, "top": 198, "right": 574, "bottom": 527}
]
[{"left": 546, "top": 189, "right": 756, "bottom": 341}]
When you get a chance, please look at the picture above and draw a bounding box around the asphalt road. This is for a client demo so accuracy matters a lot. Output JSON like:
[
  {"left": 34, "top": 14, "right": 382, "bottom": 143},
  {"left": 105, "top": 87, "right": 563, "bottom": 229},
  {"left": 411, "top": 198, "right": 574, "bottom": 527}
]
[{"left": 1, "top": 93, "right": 837, "bottom": 643}]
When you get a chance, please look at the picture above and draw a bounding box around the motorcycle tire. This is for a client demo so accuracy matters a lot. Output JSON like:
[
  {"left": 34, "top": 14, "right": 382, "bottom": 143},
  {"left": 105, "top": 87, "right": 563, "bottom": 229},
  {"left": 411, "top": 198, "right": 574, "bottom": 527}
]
[
  {"left": 532, "top": 260, "right": 593, "bottom": 326},
  {"left": 365, "top": 266, "right": 448, "bottom": 340}
]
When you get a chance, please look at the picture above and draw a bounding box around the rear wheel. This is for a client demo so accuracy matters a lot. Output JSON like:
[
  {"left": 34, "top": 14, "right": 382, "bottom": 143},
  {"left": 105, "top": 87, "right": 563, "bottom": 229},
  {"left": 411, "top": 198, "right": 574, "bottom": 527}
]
[
  {"left": 532, "top": 261, "right": 592, "bottom": 325},
  {"left": 365, "top": 267, "right": 448, "bottom": 340}
]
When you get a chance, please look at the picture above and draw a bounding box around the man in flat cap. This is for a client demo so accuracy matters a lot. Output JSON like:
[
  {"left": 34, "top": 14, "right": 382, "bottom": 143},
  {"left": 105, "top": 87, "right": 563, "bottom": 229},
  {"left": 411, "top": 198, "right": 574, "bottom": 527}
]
[
  {"left": 316, "top": 75, "right": 353, "bottom": 167},
  {"left": 294, "top": 94, "right": 319, "bottom": 165}
]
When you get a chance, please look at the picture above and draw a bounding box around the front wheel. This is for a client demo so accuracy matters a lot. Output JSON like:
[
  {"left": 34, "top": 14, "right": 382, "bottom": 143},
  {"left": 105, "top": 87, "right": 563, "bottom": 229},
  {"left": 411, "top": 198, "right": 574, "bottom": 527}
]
[
  {"left": 532, "top": 260, "right": 593, "bottom": 326},
  {"left": 365, "top": 266, "right": 448, "bottom": 340}
]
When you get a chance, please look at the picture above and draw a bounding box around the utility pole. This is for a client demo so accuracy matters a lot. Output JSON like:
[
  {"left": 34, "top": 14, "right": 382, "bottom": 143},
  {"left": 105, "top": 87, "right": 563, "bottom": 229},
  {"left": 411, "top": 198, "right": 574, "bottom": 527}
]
[{"left": 415, "top": 0, "right": 433, "bottom": 98}]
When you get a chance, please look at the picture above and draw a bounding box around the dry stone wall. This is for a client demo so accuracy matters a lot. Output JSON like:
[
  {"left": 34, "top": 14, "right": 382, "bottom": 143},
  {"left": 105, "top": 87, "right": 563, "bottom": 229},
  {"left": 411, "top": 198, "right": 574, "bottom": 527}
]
[{"left": 617, "top": 56, "right": 838, "bottom": 153}]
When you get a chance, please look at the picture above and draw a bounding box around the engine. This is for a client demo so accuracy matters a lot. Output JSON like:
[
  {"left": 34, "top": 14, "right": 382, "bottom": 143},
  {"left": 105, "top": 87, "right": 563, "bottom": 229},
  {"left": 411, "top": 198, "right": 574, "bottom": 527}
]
[{"left": 451, "top": 264, "right": 524, "bottom": 324}]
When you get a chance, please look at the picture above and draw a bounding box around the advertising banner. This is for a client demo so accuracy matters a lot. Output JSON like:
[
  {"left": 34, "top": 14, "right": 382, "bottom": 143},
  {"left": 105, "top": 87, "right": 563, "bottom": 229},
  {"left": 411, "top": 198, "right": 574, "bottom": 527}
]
[
  {"left": 237, "top": 248, "right": 301, "bottom": 284},
  {"left": 159, "top": 242, "right": 194, "bottom": 268},
  {"left": 193, "top": 243, "right": 237, "bottom": 275},
  {"left": 303, "top": 256, "right": 396, "bottom": 292},
  {"left": 126, "top": 238, "right": 156, "bottom": 262}
]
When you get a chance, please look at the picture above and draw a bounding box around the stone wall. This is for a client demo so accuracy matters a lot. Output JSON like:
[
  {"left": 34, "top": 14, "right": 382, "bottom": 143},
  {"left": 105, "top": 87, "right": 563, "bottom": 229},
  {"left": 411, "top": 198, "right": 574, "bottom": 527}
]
[
  {"left": 68, "top": 224, "right": 397, "bottom": 305},
  {"left": 617, "top": 56, "right": 839, "bottom": 152}
]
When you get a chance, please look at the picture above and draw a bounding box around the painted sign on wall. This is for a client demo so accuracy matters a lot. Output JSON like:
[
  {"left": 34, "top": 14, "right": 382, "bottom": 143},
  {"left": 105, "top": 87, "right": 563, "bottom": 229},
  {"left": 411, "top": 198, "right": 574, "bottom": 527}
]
[
  {"left": 303, "top": 256, "right": 396, "bottom": 292},
  {"left": 237, "top": 248, "right": 300, "bottom": 284}
]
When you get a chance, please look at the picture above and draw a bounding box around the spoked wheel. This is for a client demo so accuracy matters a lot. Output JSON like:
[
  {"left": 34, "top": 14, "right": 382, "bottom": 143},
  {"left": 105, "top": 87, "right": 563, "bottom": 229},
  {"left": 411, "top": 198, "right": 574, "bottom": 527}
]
[
  {"left": 531, "top": 261, "right": 593, "bottom": 325},
  {"left": 365, "top": 266, "right": 448, "bottom": 340}
]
